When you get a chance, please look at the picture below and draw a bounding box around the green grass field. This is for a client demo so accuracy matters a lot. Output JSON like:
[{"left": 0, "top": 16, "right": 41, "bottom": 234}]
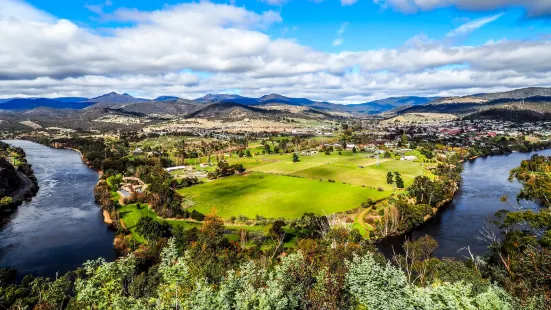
[
  {"left": 128, "top": 138, "right": 430, "bottom": 222},
  {"left": 249, "top": 152, "right": 425, "bottom": 190},
  {"left": 177, "top": 172, "right": 388, "bottom": 219},
  {"left": 119, "top": 203, "right": 201, "bottom": 242},
  {"left": 119, "top": 204, "right": 160, "bottom": 243},
  {"left": 119, "top": 203, "right": 278, "bottom": 245},
  {"left": 119, "top": 142, "right": 430, "bottom": 243},
  {"left": 174, "top": 150, "right": 430, "bottom": 220}
]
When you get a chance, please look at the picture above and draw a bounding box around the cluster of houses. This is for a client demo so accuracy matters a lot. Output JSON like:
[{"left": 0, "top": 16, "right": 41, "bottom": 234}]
[
  {"left": 131, "top": 147, "right": 162, "bottom": 157},
  {"left": 373, "top": 119, "right": 551, "bottom": 149}
]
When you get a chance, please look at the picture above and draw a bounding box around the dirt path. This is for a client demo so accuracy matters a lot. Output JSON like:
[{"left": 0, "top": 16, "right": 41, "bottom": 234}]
[
  {"left": 356, "top": 205, "right": 382, "bottom": 233},
  {"left": 356, "top": 207, "right": 372, "bottom": 231}
]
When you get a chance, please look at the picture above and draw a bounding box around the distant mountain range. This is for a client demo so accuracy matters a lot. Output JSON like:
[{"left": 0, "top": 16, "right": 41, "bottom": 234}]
[
  {"left": 0, "top": 91, "right": 436, "bottom": 115},
  {"left": 0, "top": 98, "right": 95, "bottom": 110},
  {"left": 88, "top": 92, "right": 150, "bottom": 104},
  {"left": 2, "top": 87, "right": 551, "bottom": 123},
  {"left": 194, "top": 93, "right": 437, "bottom": 115},
  {"left": 398, "top": 87, "right": 551, "bottom": 121}
]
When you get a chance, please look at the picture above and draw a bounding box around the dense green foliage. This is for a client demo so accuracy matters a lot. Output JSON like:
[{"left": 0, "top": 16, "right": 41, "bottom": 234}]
[
  {"left": 135, "top": 217, "right": 171, "bottom": 241},
  {"left": 207, "top": 161, "right": 245, "bottom": 179},
  {"left": 509, "top": 154, "right": 551, "bottom": 207},
  {"left": 374, "top": 155, "right": 462, "bottom": 238},
  {"left": 0, "top": 215, "right": 519, "bottom": 309}
]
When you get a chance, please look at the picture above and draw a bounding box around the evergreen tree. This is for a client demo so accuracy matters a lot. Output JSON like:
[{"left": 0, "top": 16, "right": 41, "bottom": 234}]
[
  {"left": 395, "top": 172, "right": 405, "bottom": 189},
  {"left": 400, "top": 133, "right": 409, "bottom": 147},
  {"left": 386, "top": 172, "right": 394, "bottom": 185}
]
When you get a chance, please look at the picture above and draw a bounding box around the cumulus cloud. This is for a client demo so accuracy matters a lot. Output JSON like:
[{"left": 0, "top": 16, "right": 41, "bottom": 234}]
[
  {"left": 1, "top": 0, "right": 551, "bottom": 103},
  {"left": 0, "top": 2, "right": 288, "bottom": 80},
  {"left": 446, "top": 13, "right": 503, "bottom": 37},
  {"left": 0, "top": 0, "right": 54, "bottom": 22},
  {"left": 374, "top": 0, "right": 551, "bottom": 17}
]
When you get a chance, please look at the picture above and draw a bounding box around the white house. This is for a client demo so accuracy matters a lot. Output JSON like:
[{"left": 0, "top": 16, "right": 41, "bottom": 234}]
[{"left": 401, "top": 155, "right": 417, "bottom": 161}]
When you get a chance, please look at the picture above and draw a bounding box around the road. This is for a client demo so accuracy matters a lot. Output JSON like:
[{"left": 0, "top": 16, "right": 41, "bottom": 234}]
[{"left": 11, "top": 170, "right": 33, "bottom": 201}]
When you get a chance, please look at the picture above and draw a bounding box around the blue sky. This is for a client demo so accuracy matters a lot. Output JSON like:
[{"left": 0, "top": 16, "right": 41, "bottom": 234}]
[
  {"left": 25, "top": 0, "right": 550, "bottom": 50},
  {"left": 1, "top": 0, "right": 551, "bottom": 103}
]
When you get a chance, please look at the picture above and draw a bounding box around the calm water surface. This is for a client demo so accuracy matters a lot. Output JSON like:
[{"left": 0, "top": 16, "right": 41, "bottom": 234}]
[
  {"left": 379, "top": 149, "right": 551, "bottom": 258},
  {"left": 0, "top": 140, "right": 116, "bottom": 277}
]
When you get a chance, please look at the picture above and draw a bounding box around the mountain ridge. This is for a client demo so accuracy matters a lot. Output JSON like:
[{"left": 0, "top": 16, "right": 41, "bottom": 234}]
[{"left": 1, "top": 87, "right": 550, "bottom": 120}]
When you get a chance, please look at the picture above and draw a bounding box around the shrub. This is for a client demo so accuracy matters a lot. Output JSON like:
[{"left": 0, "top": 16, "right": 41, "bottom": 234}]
[
  {"left": 190, "top": 210, "right": 205, "bottom": 221},
  {"left": 135, "top": 217, "right": 171, "bottom": 241}
]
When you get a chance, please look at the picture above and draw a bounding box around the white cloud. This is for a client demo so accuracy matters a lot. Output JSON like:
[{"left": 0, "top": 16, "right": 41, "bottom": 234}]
[
  {"left": 337, "top": 22, "right": 349, "bottom": 35},
  {"left": 374, "top": 0, "right": 551, "bottom": 17},
  {"left": 85, "top": 0, "right": 112, "bottom": 15},
  {"left": 446, "top": 13, "right": 503, "bottom": 37},
  {"left": 0, "top": 0, "right": 54, "bottom": 22},
  {"left": 341, "top": 0, "right": 359, "bottom": 6},
  {"left": 1, "top": 0, "right": 551, "bottom": 103},
  {"left": 260, "top": 0, "right": 291, "bottom": 6},
  {"left": 332, "top": 22, "right": 348, "bottom": 47}
]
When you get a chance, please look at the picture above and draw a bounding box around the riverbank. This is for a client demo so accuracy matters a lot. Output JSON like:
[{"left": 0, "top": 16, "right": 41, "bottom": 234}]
[
  {"left": 375, "top": 145, "right": 551, "bottom": 241},
  {"left": 0, "top": 141, "right": 39, "bottom": 214},
  {"left": 49, "top": 144, "right": 100, "bottom": 172},
  {"left": 378, "top": 147, "right": 551, "bottom": 258}
]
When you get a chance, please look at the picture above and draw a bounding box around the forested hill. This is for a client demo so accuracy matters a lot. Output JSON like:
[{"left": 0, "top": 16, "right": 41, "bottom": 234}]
[{"left": 399, "top": 89, "right": 551, "bottom": 120}]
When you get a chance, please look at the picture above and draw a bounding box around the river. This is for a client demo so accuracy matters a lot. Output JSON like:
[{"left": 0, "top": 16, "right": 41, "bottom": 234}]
[
  {"left": 0, "top": 140, "right": 116, "bottom": 277},
  {"left": 378, "top": 149, "right": 551, "bottom": 259}
]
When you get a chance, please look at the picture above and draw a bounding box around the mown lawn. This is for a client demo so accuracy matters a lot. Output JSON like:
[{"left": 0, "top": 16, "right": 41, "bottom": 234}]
[
  {"left": 292, "top": 160, "right": 425, "bottom": 190},
  {"left": 177, "top": 172, "right": 388, "bottom": 219},
  {"left": 119, "top": 203, "right": 201, "bottom": 242},
  {"left": 119, "top": 203, "right": 159, "bottom": 243},
  {"left": 250, "top": 151, "right": 376, "bottom": 174},
  {"left": 119, "top": 203, "right": 278, "bottom": 246}
]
